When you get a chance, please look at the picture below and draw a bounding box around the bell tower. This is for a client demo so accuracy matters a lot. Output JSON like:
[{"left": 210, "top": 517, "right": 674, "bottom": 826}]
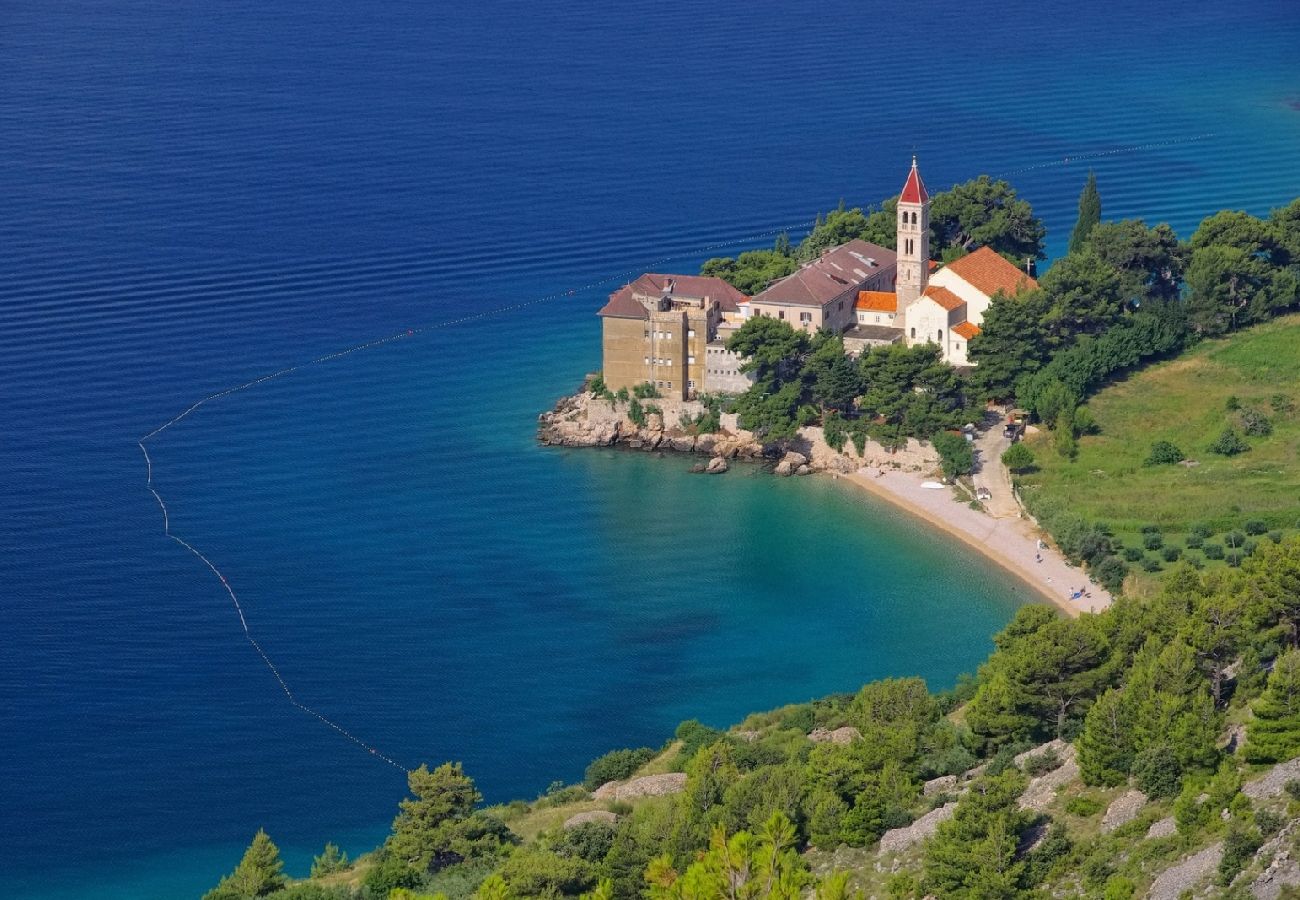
[{"left": 895, "top": 156, "right": 930, "bottom": 319}]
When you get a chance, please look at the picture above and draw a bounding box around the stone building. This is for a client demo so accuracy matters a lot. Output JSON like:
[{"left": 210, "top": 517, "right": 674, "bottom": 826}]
[
  {"left": 747, "top": 239, "right": 897, "bottom": 333},
  {"left": 854, "top": 158, "right": 1038, "bottom": 365},
  {"left": 596, "top": 273, "right": 747, "bottom": 399}
]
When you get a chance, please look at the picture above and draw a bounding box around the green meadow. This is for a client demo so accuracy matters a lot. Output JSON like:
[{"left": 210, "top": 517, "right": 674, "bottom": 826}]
[{"left": 1017, "top": 314, "right": 1300, "bottom": 589}]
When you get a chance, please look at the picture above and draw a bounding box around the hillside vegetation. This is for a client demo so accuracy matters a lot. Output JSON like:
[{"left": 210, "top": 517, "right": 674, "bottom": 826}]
[{"left": 1018, "top": 314, "right": 1300, "bottom": 592}]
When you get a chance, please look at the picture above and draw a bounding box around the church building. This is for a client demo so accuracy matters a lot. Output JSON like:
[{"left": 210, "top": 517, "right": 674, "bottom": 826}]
[{"left": 856, "top": 158, "right": 1038, "bottom": 366}]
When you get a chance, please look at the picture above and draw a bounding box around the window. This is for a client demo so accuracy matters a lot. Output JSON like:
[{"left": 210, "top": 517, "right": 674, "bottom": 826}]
[
  {"left": 938, "top": 329, "right": 944, "bottom": 341},
  {"left": 687, "top": 329, "right": 695, "bottom": 338},
  {"left": 644, "top": 329, "right": 649, "bottom": 338},
  {"left": 910, "top": 327, "right": 916, "bottom": 338},
  {"left": 688, "top": 355, "right": 695, "bottom": 364},
  {"left": 667, "top": 382, "right": 672, "bottom": 389},
  {"left": 688, "top": 380, "right": 695, "bottom": 390},
  {"left": 875, "top": 314, "right": 881, "bottom": 323},
  {"left": 778, "top": 310, "right": 785, "bottom": 320},
  {"left": 665, "top": 331, "right": 672, "bottom": 339},
  {"left": 644, "top": 356, "right": 649, "bottom": 364},
  {"left": 799, "top": 312, "right": 812, "bottom": 324}
]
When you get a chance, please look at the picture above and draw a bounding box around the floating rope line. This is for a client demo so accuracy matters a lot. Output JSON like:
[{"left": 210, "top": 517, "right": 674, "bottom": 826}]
[
  {"left": 994, "top": 132, "right": 1219, "bottom": 178},
  {"left": 137, "top": 222, "right": 807, "bottom": 772}
]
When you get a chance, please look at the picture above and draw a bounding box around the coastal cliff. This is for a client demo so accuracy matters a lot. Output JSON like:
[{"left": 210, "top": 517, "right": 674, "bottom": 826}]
[{"left": 538, "top": 390, "right": 939, "bottom": 475}]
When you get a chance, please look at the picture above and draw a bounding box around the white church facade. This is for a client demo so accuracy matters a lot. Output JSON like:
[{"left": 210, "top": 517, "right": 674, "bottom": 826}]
[{"left": 849, "top": 159, "right": 1038, "bottom": 366}]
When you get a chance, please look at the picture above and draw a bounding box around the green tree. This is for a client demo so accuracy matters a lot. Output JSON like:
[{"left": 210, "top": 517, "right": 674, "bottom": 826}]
[
  {"left": 932, "top": 431, "right": 974, "bottom": 480},
  {"left": 1038, "top": 252, "right": 1126, "bottom": 347},
  {"left": 387, "top": 762, "right": 488, "bottom": 872},
  {"left": 929, "top": 175, "right": 1047, "bottom": 262},
  {"left": 701, "top": 250, "right": 798, "bottom": 296},
  {"left": 1244, "top": 649, "right": 1300, "bottom": 763},
  {"left": 1208, "top": 426, "right": 1249, "bottom": 456},
  {"left": 309, "top": 842, "right": 349, "bottom": 878},
  {"left": 1077, "top": 687, "right": 1133, "bottom": 785},
  {"left": 1245, "top": 537, "right": 1300, "bottom": 646},
  {"left": 803, "top": 333, "right": 862, "bottom": 413},
  {"left": 966, "top": 289, "right": 1051, "bottom": 401},
  {"left": 922, "top": 772, "right": 1029, "bottom": 899},
  {"left": 726, "top": 317, "right": 810, "bottom": 385},
  {"left": 204, "top": 829, "right": 287, "bottom": 899},
  {"left": 1067, "top": 171, "right": 1101, "bottom": 255},
  {"left": 1086, "top": 219, "right": 1187, "bottom": 303},
  {"left": 1001, "top": 442, "right": 1035, "bottom": 474},
  {"left": 1185, "top": 244, "right": 1272, "bottom": 335},
  {"left": 1183, "top": 575, "right": 1255, "bottom": 704},
  {"left": 645, "top": 813, "right": 810, "bottom": 900},
  {"left": 798, "top": 205, "right": 888, "bottom": 261}
]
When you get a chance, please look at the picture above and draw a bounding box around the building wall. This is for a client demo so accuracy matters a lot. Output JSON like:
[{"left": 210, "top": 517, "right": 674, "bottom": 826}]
[
  {"left": 703, "top": 342, "right": 754, "bottom": 394},
  {"left": 602, "top": 316, "right": 651, "bottom": 392},
  {"left": 856, "top": 309, "right": 897, "bottom": 327},
  {"left": 927, "top": 269, "right": 992, "bottom": 327},
  {"left": 647, "top": 309, "right": 689, "bottom": 400},
  {"left": 896, "top": 198, "right": 930, "bottom": 318}
]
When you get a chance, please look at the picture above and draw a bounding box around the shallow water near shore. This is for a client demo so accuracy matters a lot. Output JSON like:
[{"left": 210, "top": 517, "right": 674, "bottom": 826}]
[{"left": 3, "top": 0, "right": 1300, "bottom": 896}]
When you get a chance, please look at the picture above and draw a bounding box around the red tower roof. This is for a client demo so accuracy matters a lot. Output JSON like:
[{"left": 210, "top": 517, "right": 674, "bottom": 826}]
[{"left": 899, "top": 157, "right": 928, "bottom": 205}]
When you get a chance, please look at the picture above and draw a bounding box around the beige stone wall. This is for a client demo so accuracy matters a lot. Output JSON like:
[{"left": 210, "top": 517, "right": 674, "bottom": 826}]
[
  {"left": 602, "top": 316, "right": 650, "bottom": 392},
  {"left": 648, "top": 309, "right": 688, "bottom": 399}
]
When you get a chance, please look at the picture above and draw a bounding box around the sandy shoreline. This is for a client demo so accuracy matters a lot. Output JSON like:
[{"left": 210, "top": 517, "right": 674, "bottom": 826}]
[{"left": 838, "top": 467, "right": 1111, "bottom": 618}]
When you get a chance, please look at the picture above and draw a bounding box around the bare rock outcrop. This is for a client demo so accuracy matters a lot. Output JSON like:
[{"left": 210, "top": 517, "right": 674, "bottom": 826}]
[
  {"left": 774, "top": 451, "right": 808, "bottom": 476},
  {"left": 808, "top": 726, "right": 861, "bottom": 745},
  {"left": 705, "top": 456, "right": 728, "bottom": 474},
  {"left": 879, "top": 803, "right": 957, "bottom": 855},
  {"left": 923, "top": 775, "right": 958, "bottom": 797},
  {"left": 1243, "top": 758, "right": 1300, "bottom": 800},
  {"left": 1017, "top": 742, "right": 1079, "bottom": 812},
  {"left": 1146, "top": 817, "right": 1177, "bottom": 840},
  {"left": 1147, "top": 842, "right": 1223, "bottom": 900},
  {"left": 564, "top": 810, "right": 618, "bottom": 829},
  {"left": 1101, "top": 789, "right": 1147, "bottom": 833},
  {"left": 1251, "top": 820, "right": 1300, "bottom": 899},
  {"left": 612, "top": 772, "right": 686, "bottom": 801}
]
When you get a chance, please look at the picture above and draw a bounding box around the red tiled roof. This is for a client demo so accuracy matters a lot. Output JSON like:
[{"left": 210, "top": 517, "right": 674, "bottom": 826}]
[
  {"left": 856, "top": 290, "right": 898, "bottom": 312},
  {"left": 752, "top": 240, "right": 897, "bottom": 308},
  {"left": 942, "top": 246, "right": 1038, "bottom": 299},
  {"left": 597, "top": 273, "right": 748, "bottom": 318},
  {"left": 922, "top": 285, "right": 966, "bottom": 312},
  {"left": 953, "top": 321, "right": 981, "bottom": 340},
  {"left": 900, "top": 159, "right": 928, "bottom": 204}
]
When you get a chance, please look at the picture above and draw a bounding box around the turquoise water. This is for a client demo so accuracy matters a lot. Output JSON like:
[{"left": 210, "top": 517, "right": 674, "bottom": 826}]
[{"left": 2, "top": 0, "right": 1299, "bottom": 896}]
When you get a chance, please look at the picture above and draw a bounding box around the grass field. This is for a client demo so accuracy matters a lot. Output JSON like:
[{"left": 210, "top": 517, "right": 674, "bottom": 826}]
[{"left": 1017, "top": 314, "right": 1300, "bottom": 591}]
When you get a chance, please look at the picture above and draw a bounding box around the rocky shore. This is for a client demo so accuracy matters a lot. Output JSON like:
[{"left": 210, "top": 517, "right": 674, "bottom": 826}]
[{"left": 538, "top": 389, "right": 938, "bottom": 476}]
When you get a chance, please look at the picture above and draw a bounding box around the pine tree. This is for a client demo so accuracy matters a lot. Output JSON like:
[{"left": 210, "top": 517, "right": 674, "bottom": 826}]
[
  {"left": 204, "top": 829, "right": 286, "bottom": 899},
  {"left": 1068, "top": 171, "right": 1101, "bottom": 255},
  {"left": 1244, "top": 650, "right": 1300, "bottom": 763},
  {"left": 310, "top": 842, "right": 349, "bottom": 878},
  {"left": 1077, "top": 687, "right": 1133, "bottom": 785}
]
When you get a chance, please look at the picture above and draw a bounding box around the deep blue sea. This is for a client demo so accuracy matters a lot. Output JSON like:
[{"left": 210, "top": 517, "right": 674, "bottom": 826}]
[{"left": 2, "top": 1, "right": 1299, "bottom": 896}]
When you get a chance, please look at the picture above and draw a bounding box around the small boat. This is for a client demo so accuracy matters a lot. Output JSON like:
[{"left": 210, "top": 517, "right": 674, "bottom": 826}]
[{"left": 921, "top": 481, "right": 946, "bottom": 490}]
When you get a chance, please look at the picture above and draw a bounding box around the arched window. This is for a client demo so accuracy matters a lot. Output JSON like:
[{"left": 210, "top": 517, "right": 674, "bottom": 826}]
[
  {"left": 938, "top": 329, "right": 944, "bottom": 342},
  {"left": 910, "top": 327, "right": 916, "bottom": 338}
]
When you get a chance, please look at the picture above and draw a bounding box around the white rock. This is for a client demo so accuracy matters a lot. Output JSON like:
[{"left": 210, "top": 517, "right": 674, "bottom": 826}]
[
  {"left": 879, "top": 803, "right": 957, "bottom": 854},
  {"left": 564, "top": 810, "right": 618, "bottom": 829},
  {"left": 1101, "top": 789, "right": 1147, "bottom": 833}
]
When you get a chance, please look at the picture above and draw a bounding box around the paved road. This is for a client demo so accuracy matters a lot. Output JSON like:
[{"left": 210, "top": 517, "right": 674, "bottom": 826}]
[{"left": 971, "top": 416, "right": 1020, "bottom": 519}]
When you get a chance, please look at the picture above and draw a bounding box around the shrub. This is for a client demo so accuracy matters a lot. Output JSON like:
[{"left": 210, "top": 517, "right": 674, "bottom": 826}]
[
  {"left": 1226, "top": 395, "right": 1241, "bottom": 411},
  {"left": 1219, "top": 825, "right": 1263, "bottom": 886},
  {"left": 583, "top": 747, "right": 656, "bottom": 789},
  {"left": 1094, "top": 556, "right": 1129, "bottom": 594},
  {"left": 1245, "top": 519, "right": 1268, "bottom": 535},
  {"left": 1072, "top": 406, "right": 1098, "bottom": 436},
  {"left": 1244, "top": 539, "right": 1258, "bottom": 556},
  {"left": 1123, "top": 546, "right": 1143, "bottom": 562},
  {"left": 1186, "top": 553, "right": 1205, "bottom": 569},
  {"left": 1186, "top": 533, "right": 1205, "bottom": 549},
  {"left": 1209, "top": 427, "right": 1250, "bottom": 456},
  {"left": 1001, "top": 442, "right": 1035, "bottom": 473},
  {"left": 1023, "top": 748, "right": 1062, "bottom": 775},
  {"left": 1191, "top": 522, "right": 1214, "bottom": 538},
  {"left": 1225, "top": 530, "right": 1246, "bottom": 548},
  {"left": 1143, "top": 532, "right": 1164, "bottom": 550},
  {"left": 932, "top": 431, "right": 975, "bottom": 480},
  {"left": 1226, "top": 550, "right": 1245, "bottom": 567},
  {"left": 1140, "top": 523, "right": 1162, "bottom": 534},
  {"left": 823, "top": 413, "right": 848, "bottom": 452},
  {"left": 632, "top": 382, "right": 660, "bottom": 399},
  {"left": 1204, "top": 542, "right": 1225, "bottom": 560},
  {"left": 1286, "top": 779, "right": 1300, "bottom": 802},
  {"left": 1145, "top": 440, "right": 1185, "bottom": 466},
  {"left": 1271, "top": 393, "right": 1294, "bottom": 414},
  {"left": 1257, "top": 809, "right": 1286, "bottom": 838},
  {"left": 1240, "top": 407, "right": 1273, "bottom": 436},
  {"left": 1142, "top": 556, "right": 1162, "bottom": 572},
  {"left": 1163, "top": 546, "right": 1182, "bottom": 562},
  {"left": 1065, "top": 795, "right": 1104, "bottom": 817},
  {"left": 1270, "top": 530, "right": 1284, "bottom": 544},
  {"left": 614, "top": 386, "right": 630, "bottom": 403},
  {"left": 627, "top": 398, "right": 646, "bottom": 427},
  {"left": 1132, "top": 745, "right": 1182, "bottom": 798}
]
